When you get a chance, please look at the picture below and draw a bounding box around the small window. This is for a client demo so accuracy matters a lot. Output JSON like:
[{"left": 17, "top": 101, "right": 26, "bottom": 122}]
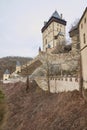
[
  {"left": 84, "top": 18, "right": 86, "bottom": 23},
  {"left": 45, "top": 39, "right": 47, "bottom": 44},
  {"left": 83, "top": 33, "right": 86, "bottom": 44},
  {"left": 81, "top": 23, "right": 83, "bottom": 29}
]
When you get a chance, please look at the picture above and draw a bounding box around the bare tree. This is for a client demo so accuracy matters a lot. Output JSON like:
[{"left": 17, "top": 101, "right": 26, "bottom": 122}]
[
  {"left": 44, "top": 54, "right": 60, "bottom": 92},
  {"left": 21, "top": 62, "right": 30, "bottom": 92},
  {"left": 45, "top": 54, "right": 51, "bottom": 92},
  {"left": 52, "top": 40, "right": 71, "bottom": 54},
  {"left": 26, "top": 75, "right": 30, "bottom": 92}
]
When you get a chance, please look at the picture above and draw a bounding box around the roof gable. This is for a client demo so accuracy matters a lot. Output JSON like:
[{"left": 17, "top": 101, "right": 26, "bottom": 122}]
[
  {"left": 16, "top": 61, "right": 21, "bottom": 66},
  {"left": 51, "top": 10, "right": 61, "bottom": 19},
  {"left": 4, "top": 69, "right": 10, "bottom": 74}
]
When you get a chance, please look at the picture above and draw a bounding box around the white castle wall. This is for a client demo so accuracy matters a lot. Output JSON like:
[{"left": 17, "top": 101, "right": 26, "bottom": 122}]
[
  {"left": 3, "top": 77, "right": 26, "bottom": 84},
  {"left": 35, "top": 76, "right": 80, "bottom": 93},
  {"left": 50, "top": 77, "right": 79, "bottom": 93}
]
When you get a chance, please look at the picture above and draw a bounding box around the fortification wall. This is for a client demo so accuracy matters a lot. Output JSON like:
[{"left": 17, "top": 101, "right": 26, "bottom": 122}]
[
  {"left": 50, "top": 77, "right": 79, "bottom": 93},
  {"left": 20, "top": 51, "right": 80, "bottom": 75},
  {"left": 35, "top": 76, "right": 80, "bottom": 93},
  {"left": 38, "top": 51, "right": 80, "bottom": 71}
]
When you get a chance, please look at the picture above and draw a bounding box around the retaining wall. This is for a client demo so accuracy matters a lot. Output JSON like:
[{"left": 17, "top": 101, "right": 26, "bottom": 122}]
[
  {"left": 50, "top": 77, "right": 79, "bottom": 93},
  {"left": 35, "top": 76, "right": 80, "bottom": 93}
]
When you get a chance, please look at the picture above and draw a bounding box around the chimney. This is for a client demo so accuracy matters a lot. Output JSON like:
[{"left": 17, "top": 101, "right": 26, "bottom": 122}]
[{"left": 60, "top": 14, "right": 63, "bottom": 19}]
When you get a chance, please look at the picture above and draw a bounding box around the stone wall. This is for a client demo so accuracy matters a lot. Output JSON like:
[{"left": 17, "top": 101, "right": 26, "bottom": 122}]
[
  {"left": 38, "top": 51, "right": 80, "bottom": 71},
  {"left": 35, "top": 76, "right": 80, "bottom": 93},
  {"left": 50, "top": 77, "right": 79, "bottom": 93},
  {"left": 35, "top": 77, "right": 48, "bottom": 91}
]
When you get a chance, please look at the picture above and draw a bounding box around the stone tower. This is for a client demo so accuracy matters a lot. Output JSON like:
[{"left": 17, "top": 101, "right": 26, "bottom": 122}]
[
  {"left": 3, "top": 69, "right": 10, "bottom": 80},
  {"left": 16, "top": 61, "right": 21, "bottom": 73},
  {"left": 41, "top": 10, "right": 67, "bottom": 52}
]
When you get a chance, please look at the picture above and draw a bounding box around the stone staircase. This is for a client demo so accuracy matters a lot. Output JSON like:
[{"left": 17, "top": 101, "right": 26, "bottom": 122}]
[
  {"left": 20, "top": 59, "right": 42, "bottom": 76},
  {"left": 20, "top": 52, "right": 47, "bottom": 76}
]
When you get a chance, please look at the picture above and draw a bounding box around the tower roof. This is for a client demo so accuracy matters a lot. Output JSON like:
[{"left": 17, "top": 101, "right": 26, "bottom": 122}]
[
  {"left": 69, "top": 24, "right": 79, "bottom": 37},
  {"left": 4, "top": 69, "right": 10, "bottom": 74},
  {"left": 41, "top": 10, "right": 66, "bottom": 33},
  {"left": 16, "top": 61, "right": 21, "bottom": 66},
  {"left": 51, "top": 10, "right": 61, "bottom": 19}
]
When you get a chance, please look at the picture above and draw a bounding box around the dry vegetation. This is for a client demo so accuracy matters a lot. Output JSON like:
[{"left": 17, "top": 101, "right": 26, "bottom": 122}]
[
  {"left": 0, "top": 84, "right": 6, "bottom": 130},
  {"left": 1, "top": 81, "right": 87, "bottom": 130}
]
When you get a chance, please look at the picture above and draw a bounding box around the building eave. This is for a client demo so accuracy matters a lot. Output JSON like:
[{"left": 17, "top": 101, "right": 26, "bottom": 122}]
[{"left": 41, "top": 17, "right": 66, "bottom": 33}]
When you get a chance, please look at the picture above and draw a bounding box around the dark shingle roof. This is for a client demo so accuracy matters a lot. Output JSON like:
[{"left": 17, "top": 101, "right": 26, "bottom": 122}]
[
  {"left": 4, "top": 69, "right": 10, "bottom": 74},
  {"left": 16, "top": 61, "right": 21, "bottom": 66},
  {"left": 51, "top": 10, "right": 61, "bottom": 19},
  {"left": 69, "top": 24, "right": 79, "bottom": 37}
]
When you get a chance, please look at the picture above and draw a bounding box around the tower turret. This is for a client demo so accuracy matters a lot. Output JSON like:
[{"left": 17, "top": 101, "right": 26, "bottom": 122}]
[
  {"left": 3, "top": 69, "right": 10, "bottom": 80},
  {"left": 41, "top": 10, "right": 67, "bottom": 52},
  {"left": 15, "top": 61, "right": 21, "bottom": 73}
]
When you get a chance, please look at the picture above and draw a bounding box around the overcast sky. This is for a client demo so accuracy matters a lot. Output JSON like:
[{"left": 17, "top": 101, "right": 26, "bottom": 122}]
[{"left": 0, "top": 0, "right": 87, "bottom": 58}]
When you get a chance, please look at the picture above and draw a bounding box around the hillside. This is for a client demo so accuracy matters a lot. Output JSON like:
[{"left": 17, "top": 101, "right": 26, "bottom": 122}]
[
  {"left": 0, "top": 56, "right": 32, "bottom": 79},
  {"left": 0, "top": 88, "right": 5, "bottom": 129},
  {"left": 1, "top": 81, "right": 87, "bottom": 130}
]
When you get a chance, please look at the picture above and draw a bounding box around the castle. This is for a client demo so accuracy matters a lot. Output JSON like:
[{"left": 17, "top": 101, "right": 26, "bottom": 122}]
[{"left": 3, "top": 8, "right": 87, "bottom": 94}]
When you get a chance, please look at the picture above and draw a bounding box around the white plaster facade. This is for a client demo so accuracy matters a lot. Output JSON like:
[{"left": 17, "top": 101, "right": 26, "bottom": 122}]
[
  {"left": 35, "top": 76, "right": 79, "bottom": 93},
  {"left": 3, "top": 69, "right": 10, "bottom": 80},
  {"left": 79, "top": 7, "right": 87, "bottom": 89},
  {"left": 15, "top": 61, "right": 21, "bottom": 73},
  {"left": 50, "top": 77, "right": 79, "bottom": 93},
  {"left": 3, "top": 73, "right": 10, "bottom": 80},
  {"left": 16, "top": 66, "right": 21, "bottom": 73}
]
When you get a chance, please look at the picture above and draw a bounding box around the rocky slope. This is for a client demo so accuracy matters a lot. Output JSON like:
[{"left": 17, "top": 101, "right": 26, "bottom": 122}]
[{"left": 1, "top": 81, "right": 87, "bottom": 130}]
